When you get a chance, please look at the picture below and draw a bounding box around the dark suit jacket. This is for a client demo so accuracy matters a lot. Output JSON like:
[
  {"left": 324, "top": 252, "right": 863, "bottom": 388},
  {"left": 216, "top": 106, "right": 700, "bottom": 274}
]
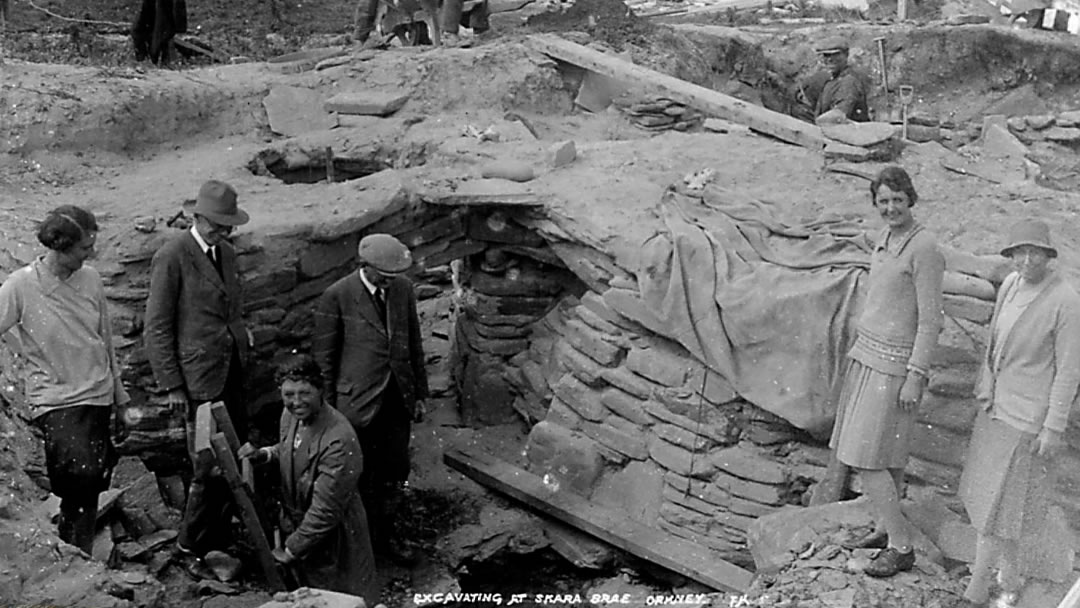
[
  {"left": 313, "top": 272, "right": 428, "bottom": 428},
  {"left": 273, "top": 405, "right": 377, "bottom": 602},
  {"left": 144, "top": 231, "right": 248, "bottom": 401}
]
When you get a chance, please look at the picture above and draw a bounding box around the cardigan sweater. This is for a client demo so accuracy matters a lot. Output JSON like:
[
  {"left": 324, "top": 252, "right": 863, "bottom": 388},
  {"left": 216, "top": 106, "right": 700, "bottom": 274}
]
[
  {"left": 849, "top": 224, "right": 945, "bottom": 376},
  {"left": 977, "top": 271, "right": 1080, "bottom": 434}
]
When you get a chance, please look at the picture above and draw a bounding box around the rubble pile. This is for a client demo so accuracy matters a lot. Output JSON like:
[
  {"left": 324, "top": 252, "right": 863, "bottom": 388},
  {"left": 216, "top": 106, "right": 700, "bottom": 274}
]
[
  {"left": 744, "top": 499, "right": 964, "bottom": 608},
  {"left": 619, "top": 98, "right": 705, "bottom": 132}
]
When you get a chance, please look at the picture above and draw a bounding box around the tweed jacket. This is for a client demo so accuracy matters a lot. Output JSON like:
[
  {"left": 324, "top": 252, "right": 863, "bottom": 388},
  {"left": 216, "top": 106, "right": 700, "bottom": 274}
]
[
  {"left": 976, "top": 271, "right": 1080, "bottom": 434},
  {"left": 313, "top": 271, "right": 428, "bottom": 428},
  {"left": 270, "top": 405, "right": 377, "bottom": 601},
  {"left": 143, "top": 230, "right": 248, "bottom": 401}
]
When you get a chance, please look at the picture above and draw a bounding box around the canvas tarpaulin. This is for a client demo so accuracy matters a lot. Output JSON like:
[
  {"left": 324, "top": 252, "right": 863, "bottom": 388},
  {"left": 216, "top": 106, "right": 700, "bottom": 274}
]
[{"left": 603, "top": 185, "right": 875, "bottom": 436}]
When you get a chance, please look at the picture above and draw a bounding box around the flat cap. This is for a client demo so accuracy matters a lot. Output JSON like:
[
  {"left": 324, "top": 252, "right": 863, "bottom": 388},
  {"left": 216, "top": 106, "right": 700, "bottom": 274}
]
[
  {"left": 815, "top": 36, "right": 849, "bottom": 54},
  {"left": 358, "top": 233, "right": 413, "bottom": 274}
]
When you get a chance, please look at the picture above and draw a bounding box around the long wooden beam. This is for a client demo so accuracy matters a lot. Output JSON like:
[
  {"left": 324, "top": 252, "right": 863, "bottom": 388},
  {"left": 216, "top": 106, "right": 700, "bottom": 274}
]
[
  {"left": 526, "top": 33, "right": 828, "bottom": 151},
  {"left": 444, "top": 448, "right": 754, "bottom": 594}
]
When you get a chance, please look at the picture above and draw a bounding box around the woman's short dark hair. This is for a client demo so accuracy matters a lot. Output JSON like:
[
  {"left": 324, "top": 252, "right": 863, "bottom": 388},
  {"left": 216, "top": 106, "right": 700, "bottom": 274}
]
[
  {"left": 37, "top": 205, "right": 99, "bottom": 252},
  {"left": 870, "top": 166, "right": 919, "bottom": 207},
  {"left": 275, "top": 353, "right": 324, "bottom": 390}
]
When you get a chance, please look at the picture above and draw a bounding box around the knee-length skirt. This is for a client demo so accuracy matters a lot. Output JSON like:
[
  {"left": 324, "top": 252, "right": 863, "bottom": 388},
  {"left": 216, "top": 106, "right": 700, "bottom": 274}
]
[{"left": 829, "top": 358, "right": 914, "bottom": 470}]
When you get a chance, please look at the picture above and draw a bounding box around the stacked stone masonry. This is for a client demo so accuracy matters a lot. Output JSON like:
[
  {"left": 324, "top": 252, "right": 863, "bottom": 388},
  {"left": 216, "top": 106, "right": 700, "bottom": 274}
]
[
  {"left": 71, "top": 199, "right": 589, "bottom": 473},
  {"left": 517, "top": 292, "right": 818, "bottom": 564},
  {"left": 517, "top": 279, "right": 995, "bottom": 563}
]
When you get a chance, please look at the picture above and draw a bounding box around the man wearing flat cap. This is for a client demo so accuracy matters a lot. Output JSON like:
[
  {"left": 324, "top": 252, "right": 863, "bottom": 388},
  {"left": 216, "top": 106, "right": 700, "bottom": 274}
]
[
  {"left": 798, "top": 36, "right": 871, "bottom": 125},
  {"left": 144, "top": 179, "right": 252, "bottom": 567},
  {"left": 313, "top": 233, "right": 428, "bottom": 561}
]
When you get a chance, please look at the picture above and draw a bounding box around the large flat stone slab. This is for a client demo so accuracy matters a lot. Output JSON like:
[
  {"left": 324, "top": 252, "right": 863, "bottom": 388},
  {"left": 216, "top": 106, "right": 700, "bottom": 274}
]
[
  {"left": 821, "top": 122, "right": 900, "bottom": 148},
  {"left": 419, "top": 178, "right": 548, "bottom": 206},
  {"left": 263, "top": 86, "right": 337, "bottom": 137},
  {"left": 324, "top": 91, "right": 411, "bottom": 116},
  {"left": 260, "top": 587, "right": 365, "bottom": 608}
]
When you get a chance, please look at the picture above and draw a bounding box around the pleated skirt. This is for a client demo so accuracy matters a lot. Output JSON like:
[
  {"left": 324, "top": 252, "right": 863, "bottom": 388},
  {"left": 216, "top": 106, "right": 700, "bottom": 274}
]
[{"left": 829, "top": 358, "right": 914, "bottom": 470}]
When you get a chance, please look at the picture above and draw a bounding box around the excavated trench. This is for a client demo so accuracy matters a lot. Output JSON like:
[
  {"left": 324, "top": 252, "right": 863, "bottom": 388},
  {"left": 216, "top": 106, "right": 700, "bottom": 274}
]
[{"left": 7, "top": 18, "right": 1080, "bottom": 608}]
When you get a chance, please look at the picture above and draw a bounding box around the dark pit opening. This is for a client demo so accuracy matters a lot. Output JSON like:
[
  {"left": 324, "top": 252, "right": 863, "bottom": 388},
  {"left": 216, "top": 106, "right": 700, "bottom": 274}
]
[
  {"left": 247, "top": 148, "right": 398, "bottom": 184},
  {"left": 258, "top": 157, "right": 391, "bottom": 184}
]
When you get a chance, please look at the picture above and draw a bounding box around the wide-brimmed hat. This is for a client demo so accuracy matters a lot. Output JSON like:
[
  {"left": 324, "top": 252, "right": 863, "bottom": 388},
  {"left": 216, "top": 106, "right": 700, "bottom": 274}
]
[
  {"left": 358, "top": 233, "right": 412, "bottom": 275},
  {"left": 191, "top": 180, "right": 249, "bottom": 226},
  {"left": 815, "top": 36, "right": 849, "bottom": 55},
  {"left": 1000, "top": 218, "right": 1057, "bottom": 258}
]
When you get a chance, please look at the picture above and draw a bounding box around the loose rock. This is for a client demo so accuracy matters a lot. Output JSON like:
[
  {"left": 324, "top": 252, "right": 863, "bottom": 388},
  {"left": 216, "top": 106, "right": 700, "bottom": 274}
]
[{"left": 551, "top": 140, "right": 577, "bottom": 167}]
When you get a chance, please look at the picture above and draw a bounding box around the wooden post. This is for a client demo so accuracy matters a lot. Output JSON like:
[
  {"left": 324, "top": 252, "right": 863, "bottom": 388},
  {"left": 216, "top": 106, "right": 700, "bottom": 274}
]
[
  {"left": 209, "top": 402, "right": 253, "bottom": 487},
  {"left": 325, "top": 147, "right": 335, "bottom": 184},
  {"left": 1056, "top": 573, "right": 1080, "bottom": 608},
  {"left": 210, "top": 433, "right": 288, "bottom": 591},
  {"left": 897, "top": 0, "right": 907, "bottom": 20},
  {"left": 193, "top": 402, "right": 217, "bottom": 473}
]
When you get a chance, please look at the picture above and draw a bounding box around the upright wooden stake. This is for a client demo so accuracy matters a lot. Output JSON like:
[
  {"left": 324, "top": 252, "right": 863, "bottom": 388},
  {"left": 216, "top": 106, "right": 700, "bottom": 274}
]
[
  {"left": 209, "top": 402, "right": 252, "bottom": 487},
  {"left": 210, "top": 433, "right": 288, "bottom": 591},
  {"left": 898, "top": 0, "right": 907, "bottom": 20},
  {"left": 324, "top": 147, "right": 335, "bottom": 184}
]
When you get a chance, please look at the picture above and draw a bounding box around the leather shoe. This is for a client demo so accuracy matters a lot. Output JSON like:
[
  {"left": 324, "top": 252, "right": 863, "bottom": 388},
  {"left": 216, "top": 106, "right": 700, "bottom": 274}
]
[
  {"left": 174, "top": 548, "right": 215, "bottom": 581},
  {"left": 864, "top": 547, "right": 915, "bottom": 577},
  {"left": 842, "top": 529, "right": 888, "bottom": 550}
]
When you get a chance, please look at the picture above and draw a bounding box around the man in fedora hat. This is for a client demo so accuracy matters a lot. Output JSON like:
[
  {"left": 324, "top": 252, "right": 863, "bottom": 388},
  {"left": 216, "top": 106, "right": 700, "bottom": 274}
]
[
  {"left": 797, "top": 36, "right": 870, "bottom": 125},
  {"left": 144, "top": 179, "right": 251, "bottom": 568},
  {"left": 313, "top": 233, "right": 428, "bottom": 563}
]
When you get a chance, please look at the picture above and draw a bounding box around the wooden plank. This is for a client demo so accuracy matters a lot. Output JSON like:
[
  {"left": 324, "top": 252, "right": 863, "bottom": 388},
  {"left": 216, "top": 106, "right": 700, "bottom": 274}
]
[
  {"left": 646, "top": 0, "right": 770, "bottom": 18},
  {"left": 210, "top": 433, "right": 288, "bottom": 591},
  {"left": 209, "top": 402, "right": 253, "bottom": 488},
  {"left": 193, "top": 402, "right": 216, "bottom": 469},
  {"left": 525, "top": 34, "right": 827, "bottom": 151},
  {"left": 444, "top": 448, "right": 753, "bottom": 593}
]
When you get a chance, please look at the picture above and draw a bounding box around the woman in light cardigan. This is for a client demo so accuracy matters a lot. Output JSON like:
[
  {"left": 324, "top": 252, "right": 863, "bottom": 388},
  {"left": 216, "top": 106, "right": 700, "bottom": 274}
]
[{"left": 955, "top": 219, "right": 1080, "bottom": 608}]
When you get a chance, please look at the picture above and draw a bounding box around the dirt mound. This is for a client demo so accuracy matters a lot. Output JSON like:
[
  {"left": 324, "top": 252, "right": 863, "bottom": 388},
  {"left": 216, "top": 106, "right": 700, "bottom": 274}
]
[{"left": 526, "top": 0, "right": 657, "bottom": 48}]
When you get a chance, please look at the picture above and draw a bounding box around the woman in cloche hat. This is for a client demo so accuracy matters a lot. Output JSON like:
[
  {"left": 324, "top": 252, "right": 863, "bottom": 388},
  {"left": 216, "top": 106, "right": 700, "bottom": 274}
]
[{"left": 953, "top": 218, "right": 1080, "bottom": 608}]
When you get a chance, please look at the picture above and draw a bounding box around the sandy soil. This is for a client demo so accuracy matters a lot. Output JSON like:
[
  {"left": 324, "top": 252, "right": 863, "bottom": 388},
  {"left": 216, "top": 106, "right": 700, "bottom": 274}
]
[{"left": 5, "top": 0, "right": 1080, "bottom": 605}]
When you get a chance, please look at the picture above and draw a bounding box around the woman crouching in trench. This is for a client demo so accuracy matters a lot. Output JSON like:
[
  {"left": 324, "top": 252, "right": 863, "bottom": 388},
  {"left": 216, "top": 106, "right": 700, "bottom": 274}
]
[{"left": 239, "top": 353, "right": 379, "bottom": 603}]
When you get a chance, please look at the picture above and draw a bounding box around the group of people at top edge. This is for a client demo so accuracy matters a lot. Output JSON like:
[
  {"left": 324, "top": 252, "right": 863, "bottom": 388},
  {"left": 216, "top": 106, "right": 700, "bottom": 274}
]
[
  {"left": 0, "top": 180, "right": 428, "bottom": 607},
  {"left": 824, "top": 166, "right": 1079, "bottom": 608}
]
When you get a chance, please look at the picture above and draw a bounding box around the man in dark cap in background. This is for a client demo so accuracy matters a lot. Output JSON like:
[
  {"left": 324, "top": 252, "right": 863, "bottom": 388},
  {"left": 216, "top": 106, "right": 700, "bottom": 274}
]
[
  {"left": 797, "top": 36, "right": 871, "bottom": 125},
  {"left": 144, "top": 179, "right": 251, "bottom": 574},
  {"left": 314, "top": 233, "right": 428, "bottom": 562}
]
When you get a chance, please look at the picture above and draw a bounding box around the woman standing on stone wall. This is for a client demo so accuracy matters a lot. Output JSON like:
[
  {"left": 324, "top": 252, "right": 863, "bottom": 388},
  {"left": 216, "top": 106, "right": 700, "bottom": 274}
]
[
  {"left": 0, "top": 205, "right": 129, "bottom": 554},
  {"left": 828, "top": 165, "right": 945, "bottom": 578},
  {"left": 952, "top": 219, "right": 1080, "bottom": 608}
]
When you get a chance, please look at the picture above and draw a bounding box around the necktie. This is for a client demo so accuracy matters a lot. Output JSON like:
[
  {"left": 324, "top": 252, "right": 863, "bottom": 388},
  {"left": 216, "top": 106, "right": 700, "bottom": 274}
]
[
  {"left": 207, "top": 247, "right": 222, "bottom": 276},
  {"left": 374, "top": 288, "right": 387, "bottom": 323}
]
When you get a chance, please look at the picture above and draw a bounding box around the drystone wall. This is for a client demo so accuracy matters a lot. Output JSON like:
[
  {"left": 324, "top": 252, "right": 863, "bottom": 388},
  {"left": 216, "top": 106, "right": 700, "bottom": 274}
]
[
  {"left": 0, "top": 177, "right": 1004, "bottom": 561},
  {"left": 508, "top": 259, "right": 1002, "bottom": 566},
  {"left": 32, "top": 197, "right": 579, "bottom": 474}
]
